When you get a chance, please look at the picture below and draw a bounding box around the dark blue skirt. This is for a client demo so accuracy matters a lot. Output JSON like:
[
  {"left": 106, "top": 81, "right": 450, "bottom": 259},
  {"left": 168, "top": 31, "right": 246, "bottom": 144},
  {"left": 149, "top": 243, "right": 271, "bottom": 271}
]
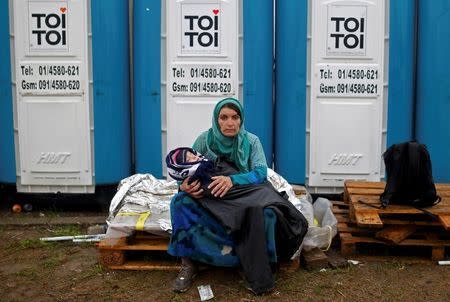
[{"left": 168, "top": 192, "right": 277, "bottom": 267}]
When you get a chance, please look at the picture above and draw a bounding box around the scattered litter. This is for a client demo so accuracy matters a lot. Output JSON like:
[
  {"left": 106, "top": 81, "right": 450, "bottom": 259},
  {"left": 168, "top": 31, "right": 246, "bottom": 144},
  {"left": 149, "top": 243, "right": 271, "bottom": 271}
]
[
  {"left": 23, "top": 203, "right": 33, "bottom": 212},
  {"left": 319, "top": 268, "right": 327, "bottom": 272},
  {"left": 39, "top": 212, "right": 45, "bottom": 217},
  {"left": 337, "top": 289, "right": 346, "bottom": 297},
  {"left": 12, "top": 204, "right": 22, "bottom": 213},
  {"left": 197, "top": 285, "right": 214, "bottom": 301},
  {"left": 40, "top": 234, "right": 106, "bottom": 243},
  {"left": 438, "top": 261, "right": 450, "bottom": 265},
  {"left": 347, "top": 260, "right": 361, "bottom": 265}
]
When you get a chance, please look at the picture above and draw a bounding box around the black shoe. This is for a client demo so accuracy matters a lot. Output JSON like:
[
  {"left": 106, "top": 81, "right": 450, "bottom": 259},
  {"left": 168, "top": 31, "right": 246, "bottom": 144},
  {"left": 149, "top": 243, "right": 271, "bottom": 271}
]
[
  {"left": 172, "top": 264, "right": 198, "bottom": 293},
  {"left": 245, "top": 282, "right": 275, "bottom": 295}
]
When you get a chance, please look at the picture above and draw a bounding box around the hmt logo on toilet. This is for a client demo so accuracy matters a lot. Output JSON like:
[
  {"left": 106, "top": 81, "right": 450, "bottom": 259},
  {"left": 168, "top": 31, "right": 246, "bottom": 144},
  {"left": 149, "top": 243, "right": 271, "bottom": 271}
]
[
  {"left": 182, "top": 5, "right": 221, "bottom": 54},
  {"left": 327, "top": 5, "right": 367, "bottom": 56},
  {"left": 29, "top": 2, "right": 68, "bottom": 51}
]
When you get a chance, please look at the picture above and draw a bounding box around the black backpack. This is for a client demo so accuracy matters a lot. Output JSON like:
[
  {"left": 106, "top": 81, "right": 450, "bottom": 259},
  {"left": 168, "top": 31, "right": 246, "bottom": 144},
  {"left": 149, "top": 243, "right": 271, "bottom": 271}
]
[{"left": 380, "top": 141, "right": 441, "bottom": 208}]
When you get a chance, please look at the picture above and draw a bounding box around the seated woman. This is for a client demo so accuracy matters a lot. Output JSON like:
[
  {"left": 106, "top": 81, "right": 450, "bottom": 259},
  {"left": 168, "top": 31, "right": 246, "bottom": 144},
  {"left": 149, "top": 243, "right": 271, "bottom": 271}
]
[{"left": 168, "top": 98, "right": 308, "bottom": 295}]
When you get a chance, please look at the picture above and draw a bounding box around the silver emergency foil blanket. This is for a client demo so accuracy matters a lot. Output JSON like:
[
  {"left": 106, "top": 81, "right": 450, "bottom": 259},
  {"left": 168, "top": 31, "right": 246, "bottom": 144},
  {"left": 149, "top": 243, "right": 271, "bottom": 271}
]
[
  {"left": 106, "top": 174, "right": 178, "bottom": 239},
  {"left": 106, "top": 170, "right": 314, "bottom": 240}
]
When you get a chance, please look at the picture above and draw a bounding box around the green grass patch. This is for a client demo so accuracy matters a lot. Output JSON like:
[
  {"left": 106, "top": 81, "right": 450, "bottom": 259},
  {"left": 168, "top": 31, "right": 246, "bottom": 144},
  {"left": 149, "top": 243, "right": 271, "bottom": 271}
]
[
  {"left": 52, "top": 225, "right": 82, "bottom": 237},
  {"left": 7, "top": 238, "right": 56, "bottom": 251},
  {"left": 42, "top": 257, "right": 60, "bottom": 269},
  {"left": 18, "top": 238, "right": 48, "bottom": 249},
  {"left": 16, "top": 268, "right": 38, "bottom": 280},
  {"left": 171, "top": 293, "right": 185, "bottom": 302},
  {"left": 80, "top": 264, "right": 105, "bottom": 279},
  {"left": 313, "top": 283, "right": 333, "bottom": 295}
]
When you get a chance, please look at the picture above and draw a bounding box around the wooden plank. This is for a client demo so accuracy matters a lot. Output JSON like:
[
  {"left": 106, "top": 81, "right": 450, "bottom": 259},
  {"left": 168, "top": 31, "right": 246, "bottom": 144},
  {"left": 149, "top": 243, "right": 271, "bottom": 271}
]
[
  {"left": 342, "top": 236, "right": 450, "bottom": 247},
  {"left": 331, "top": 200, "right": 349, "bottom": 207},
  {"left": 337, "top": 223, "right": 373, "bottom": 234},
  {"left": 345, "top": 181, "right": 386, "bottom": 189},
  {"left": 279, "top": 258, "right": 300, "bottom": 273},
  {"left": 335, "top": 214, "right": 351, "bottom": 223},
  {"left": 99, "top": 250, "right": 125, "bottom": 266},
  {"left": 100, "top": 241, "right": 169, "bottom": 251},
  {"left": 425, "top": 233, "right": 446, "bottom": 261},
  {"left": 347, "top": 188, "right": 384, "bottom": 196},
  {"left": 438, "top": 214, "right": 450, "bottom": 231},
  {"left": 435, "top": 191, "right": 450, "bottom": 198},
  {"left": 107, "top": 260, "right": 180, "bottom": 271},
  {"left": 301, "top": 248, "right": 329, "bottom": 271},
  {"left": 348, "top": 189, "right": 450, "bottom": 198},
  {"left": 436, "top": 184, "right": 450, "bottom": 191},
  {"left": 98, "top": 237, "right": 128, "bottom": 248},
  {"left": 349, "top": 195, "right": 382, "bottom": 205},
  {"left": 355, "top": 212, "right": 383, "bottom": 228},
  {"left": 134, "top": 232, "right": 170, "bottom": 240},
  {"left": 339, "top": 233, "right": 356, "bottom": 255},
  {"left": 351, "top": 195, "right": 450, "bottom": 215},
  {"left": 345, "top": 181, "right": 450, "bottom": 191},
  {"left": 332, "top": 208, "right": 349, "bottom": 214},
  {"left": 431, "top": 247, "right": 446, "bottom": 261},
  {"left": 375, "top": 225, "right": 417, "bottom": 244},
  {"left": 336, "top": 213, "right": 441, "bottom": 227}
]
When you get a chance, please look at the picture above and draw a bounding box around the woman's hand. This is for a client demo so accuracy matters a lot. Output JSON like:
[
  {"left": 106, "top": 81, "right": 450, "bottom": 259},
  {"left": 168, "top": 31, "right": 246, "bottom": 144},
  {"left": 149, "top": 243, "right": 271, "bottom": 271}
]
[
  {"left": 180, "top": 178, "right": 204, "bottom": 199},
  {"left": 208, "top": 176, "right": 233, "bottom": 198}
]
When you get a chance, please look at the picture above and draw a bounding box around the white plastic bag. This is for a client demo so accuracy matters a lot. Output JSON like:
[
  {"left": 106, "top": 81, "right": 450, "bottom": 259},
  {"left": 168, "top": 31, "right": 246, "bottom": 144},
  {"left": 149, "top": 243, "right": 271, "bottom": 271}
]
[{"left": 302, "top": 197, "right": 338, "bottom": 251}]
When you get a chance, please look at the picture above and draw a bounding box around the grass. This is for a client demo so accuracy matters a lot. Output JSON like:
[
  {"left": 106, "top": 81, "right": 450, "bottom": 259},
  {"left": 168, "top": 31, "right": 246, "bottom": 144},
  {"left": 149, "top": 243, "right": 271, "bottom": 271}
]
[
  {"left": 6, "top": 238, "right": 57, "bottom": 252},
  {"left": 313, "top": 283, "right": 333, "bottom": 295},
  {"left": 79, "top": 264, "right": 105, "bottom": 280},
  {"left": 16, "top": 268, "right": 38, "bottom": 280},
  {"left": 52, "top": 225, "right": 82, "bottom": 237},
  {"left": 42, "top": 257, "right": 60, "bottom": 269},
  {"left": 171, "top": 293, "right": 185, "bottom": 302},
  {"left": 40, "top": 207, "right": 60, "bottom": 219},
  {"left": 372, "top": 261, "right": 405, "bottom": 273}
]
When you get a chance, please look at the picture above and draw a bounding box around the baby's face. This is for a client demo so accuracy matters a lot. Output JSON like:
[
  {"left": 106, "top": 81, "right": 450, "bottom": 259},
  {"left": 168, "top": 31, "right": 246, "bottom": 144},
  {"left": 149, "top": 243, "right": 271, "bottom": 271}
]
[{"left": 186, "top": 151, "right": 201, "bottom": 163}]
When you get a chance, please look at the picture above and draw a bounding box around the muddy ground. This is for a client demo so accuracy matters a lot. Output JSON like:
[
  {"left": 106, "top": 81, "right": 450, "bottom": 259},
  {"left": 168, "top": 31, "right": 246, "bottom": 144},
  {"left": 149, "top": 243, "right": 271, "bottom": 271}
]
[{"left": 0, "top": 212, "right": 449, "bottom": 302}]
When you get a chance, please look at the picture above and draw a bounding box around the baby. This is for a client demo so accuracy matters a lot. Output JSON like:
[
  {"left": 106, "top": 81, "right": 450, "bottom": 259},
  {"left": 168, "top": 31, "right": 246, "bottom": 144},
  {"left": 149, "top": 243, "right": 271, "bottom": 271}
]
[{"left": 166, "top": 147, "right": 215, "bottom": 186}]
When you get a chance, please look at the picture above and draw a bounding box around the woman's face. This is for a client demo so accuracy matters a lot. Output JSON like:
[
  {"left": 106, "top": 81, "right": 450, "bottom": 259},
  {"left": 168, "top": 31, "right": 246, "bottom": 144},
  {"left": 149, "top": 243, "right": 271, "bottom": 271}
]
[{"left": 218, "top": 107, "right": 241, "bottom": 137}]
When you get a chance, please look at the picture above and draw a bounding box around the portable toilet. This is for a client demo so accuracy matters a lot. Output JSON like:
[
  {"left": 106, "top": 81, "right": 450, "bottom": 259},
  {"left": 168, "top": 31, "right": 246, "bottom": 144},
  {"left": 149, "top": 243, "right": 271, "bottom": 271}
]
[
  {"left": 275, "top": 0, "right": 415, "bottom": 193},
  {"left": 134, "top": 0, "right": 274, "bottom": 177},
  {"left": 0, "top": 1, "right": 15, "bottom": 187},
  {"left": 416, "top": 0, "right": 450, "bottom": 182},
  {"left": 2, "top": 0, "right": 131, "bottom": 194}
]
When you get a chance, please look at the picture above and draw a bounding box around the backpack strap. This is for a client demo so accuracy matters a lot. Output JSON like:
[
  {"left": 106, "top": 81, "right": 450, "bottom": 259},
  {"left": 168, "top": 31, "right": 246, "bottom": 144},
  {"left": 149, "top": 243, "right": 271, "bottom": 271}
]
[
  {"left": 358, "top": 199, "right": 385, "bottom": 209},
  {"left": 359, "top": 196, "right": 442, "bottom": 221},
  {"left": 412, "top": 195, "right": 442, "bottom": 221}
]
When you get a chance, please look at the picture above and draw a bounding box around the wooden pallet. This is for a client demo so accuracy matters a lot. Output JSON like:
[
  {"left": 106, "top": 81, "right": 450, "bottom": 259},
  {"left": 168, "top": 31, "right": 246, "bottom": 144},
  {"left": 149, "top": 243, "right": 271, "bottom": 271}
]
[
  {"left": 98, "top": 231, "right": 302, "bottom": 271},
  {"left": 98, "top": 233, "right": 180, "bottom": 270},
  {"left": 344, "top": 181, "right": 450, "bottom": 230},
  {"left": 98, "top": 185, "right": 310, "bottom": 271},
  {"left": 332, "top": 201, "right": 450, "bottom": 260}
]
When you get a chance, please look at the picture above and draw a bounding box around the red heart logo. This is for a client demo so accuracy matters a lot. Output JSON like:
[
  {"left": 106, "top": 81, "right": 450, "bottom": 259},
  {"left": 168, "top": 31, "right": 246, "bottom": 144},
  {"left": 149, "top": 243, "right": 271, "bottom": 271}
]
[
  {"left": 213, "top": 9, "right": 219, "bottom": 15},
  {"left": 60, "top": 7, "right": 67, "bottom": 13}
]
